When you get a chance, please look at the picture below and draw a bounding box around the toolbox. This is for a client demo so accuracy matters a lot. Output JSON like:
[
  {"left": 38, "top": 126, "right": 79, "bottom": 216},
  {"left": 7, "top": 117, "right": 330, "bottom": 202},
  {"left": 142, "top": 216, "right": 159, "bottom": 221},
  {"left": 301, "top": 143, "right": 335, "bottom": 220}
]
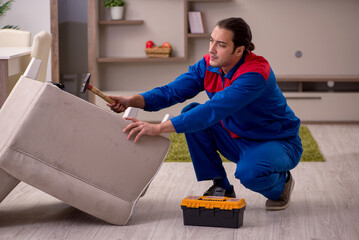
[{"left": 181, "top": 196, "right": 246, "bottom": 228}]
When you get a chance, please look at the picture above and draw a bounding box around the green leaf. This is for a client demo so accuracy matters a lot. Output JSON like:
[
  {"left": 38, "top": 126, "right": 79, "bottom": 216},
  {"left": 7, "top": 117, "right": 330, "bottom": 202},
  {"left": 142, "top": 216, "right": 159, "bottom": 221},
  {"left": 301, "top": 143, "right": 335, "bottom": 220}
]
[
  {"left": 0, "top": 0, "right": 14, "bottom": 17},
  {"left": 103, "top": 0, "right": 124, "bottom": 8},
  {"left": 2, "top": 24, "right": 19, "bottom": 29}
]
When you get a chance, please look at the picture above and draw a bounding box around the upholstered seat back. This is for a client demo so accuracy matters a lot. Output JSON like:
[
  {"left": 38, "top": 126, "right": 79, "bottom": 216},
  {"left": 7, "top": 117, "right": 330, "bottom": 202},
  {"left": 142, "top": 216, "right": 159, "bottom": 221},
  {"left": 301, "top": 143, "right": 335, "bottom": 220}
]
[{"left": 0, "top": 29, "right": 31, "bottom": 47}]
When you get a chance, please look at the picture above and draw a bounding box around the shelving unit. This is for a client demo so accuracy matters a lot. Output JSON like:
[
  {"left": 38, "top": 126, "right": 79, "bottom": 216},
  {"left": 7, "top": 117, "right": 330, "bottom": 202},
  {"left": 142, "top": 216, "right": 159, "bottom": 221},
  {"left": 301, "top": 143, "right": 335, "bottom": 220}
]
[
  {"left": 98, "top": 20, "right": 144, "bottom": 25},
  {"left": 188, "top": 33, "right": 211, "bottom": 38},
  {"left": 96, "top": 18, "right": 176, "bottom": 64},
  {"left": 276, "top": 75, "right": 359, "bottom": 122},
  {"left": 184, "top": 0, "right": 232, "bottom": 63},
  {"left": 88, "top": 0, "right": 227, "bottom": 104},
  {"left": 87, "top": 0, "right": 229, "bottom": 121},
  {"left": 277, "top": 75, "right": 359, "bottom": 92},
  {"left": 88, "top": 0, "right": 359, "bottom": 122},
  {"left": 88, "top": 0, "right": 149, "bottom": 103},
  {"left": 97, "top": 57, "right": 187, "bottom": 63}
]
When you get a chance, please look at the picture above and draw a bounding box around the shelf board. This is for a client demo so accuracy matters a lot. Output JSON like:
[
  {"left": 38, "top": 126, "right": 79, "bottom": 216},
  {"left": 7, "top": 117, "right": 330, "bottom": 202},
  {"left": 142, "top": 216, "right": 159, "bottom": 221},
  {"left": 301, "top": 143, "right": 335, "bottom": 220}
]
[
  {"left": 188, "top": 0, "right": 231, "bottom": 2},
  {"left": 188, "top": 33, "right": 210, "bottom": 38},
  {"left": 97, "top": 57, "right": 187, "bottom": 63},
  {"left": 277, "top": 75, "right": 359, "bottom": 82},
  {"left": 98, "top": 20, "right": 144, "bottom": 25}
]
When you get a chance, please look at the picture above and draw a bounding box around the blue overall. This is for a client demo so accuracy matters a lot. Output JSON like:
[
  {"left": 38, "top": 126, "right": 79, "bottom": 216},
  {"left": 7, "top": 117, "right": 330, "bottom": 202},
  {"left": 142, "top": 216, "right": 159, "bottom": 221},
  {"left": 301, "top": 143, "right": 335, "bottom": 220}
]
[
  {"left": 182, "top": 102, "right": 302, "bottom": 200},
  {"left": 141, "top": 51, "right": 303, "bottom": 200}
]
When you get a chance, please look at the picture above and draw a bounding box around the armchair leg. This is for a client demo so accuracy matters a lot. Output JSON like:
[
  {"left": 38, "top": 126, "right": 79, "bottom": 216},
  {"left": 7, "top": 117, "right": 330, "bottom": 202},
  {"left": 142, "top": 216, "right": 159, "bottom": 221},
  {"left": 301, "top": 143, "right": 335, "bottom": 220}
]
[
  {"left": 0, "top": 169, "right": 20, "bottom": 203},
  {"left": 23, "top": 58, "right": 41, "bottom": 80}
]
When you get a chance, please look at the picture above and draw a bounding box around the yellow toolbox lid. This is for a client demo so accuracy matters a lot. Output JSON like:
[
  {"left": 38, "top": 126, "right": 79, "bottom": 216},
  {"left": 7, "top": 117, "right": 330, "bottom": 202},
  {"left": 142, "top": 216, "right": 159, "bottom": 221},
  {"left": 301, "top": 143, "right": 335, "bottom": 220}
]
[{"left": 181, "top": 196, "right": 246, "bottom": 210}]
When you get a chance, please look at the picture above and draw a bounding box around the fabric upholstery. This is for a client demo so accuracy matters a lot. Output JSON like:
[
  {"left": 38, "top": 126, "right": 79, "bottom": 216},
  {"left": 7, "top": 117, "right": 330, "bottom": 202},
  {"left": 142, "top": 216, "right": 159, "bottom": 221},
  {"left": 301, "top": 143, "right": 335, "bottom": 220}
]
[
  {"left": 0, "top": 169, "right": 19, "bottom": 203},
  {"left": 0, "top": 76, "right": 170, "bottom": 225}
]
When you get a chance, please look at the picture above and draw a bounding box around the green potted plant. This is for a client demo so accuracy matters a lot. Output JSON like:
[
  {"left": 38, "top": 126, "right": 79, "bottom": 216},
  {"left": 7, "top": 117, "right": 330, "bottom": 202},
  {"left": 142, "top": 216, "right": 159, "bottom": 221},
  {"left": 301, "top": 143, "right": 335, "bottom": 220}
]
[
  {"left": 104, "top": 0, "right": 125, "bottom": 20},
  {"left": 0, "top": 0, "right": 19, "bottom": 29}
]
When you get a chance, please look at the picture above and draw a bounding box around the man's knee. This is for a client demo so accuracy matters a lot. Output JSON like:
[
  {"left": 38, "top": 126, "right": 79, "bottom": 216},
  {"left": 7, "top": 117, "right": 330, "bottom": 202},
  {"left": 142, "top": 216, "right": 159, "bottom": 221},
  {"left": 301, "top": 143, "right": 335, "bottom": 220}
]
[
  {"left": 235, "top": 165, "right": 258, "bottom": 189},
  {"left": 181, "top": 102, "right": 200, "bottom": 114}
]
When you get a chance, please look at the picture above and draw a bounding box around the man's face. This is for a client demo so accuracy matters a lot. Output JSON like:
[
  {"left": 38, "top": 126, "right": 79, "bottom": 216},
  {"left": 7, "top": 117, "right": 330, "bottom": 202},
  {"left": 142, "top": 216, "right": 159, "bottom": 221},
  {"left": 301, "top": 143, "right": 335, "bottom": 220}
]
[{"left": 209, "top": 26, "right": 243, "bottom": 74}]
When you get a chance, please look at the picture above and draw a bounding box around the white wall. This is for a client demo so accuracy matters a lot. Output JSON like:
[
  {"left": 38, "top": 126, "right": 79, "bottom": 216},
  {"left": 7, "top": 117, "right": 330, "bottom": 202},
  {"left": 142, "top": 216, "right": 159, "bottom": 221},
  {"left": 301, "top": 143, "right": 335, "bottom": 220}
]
[
  {"left": 0, "top": 0, "right": 51, "bottom": 81},
  {"left": 217, "top": 0, "right": 359, "bottom": 75}
]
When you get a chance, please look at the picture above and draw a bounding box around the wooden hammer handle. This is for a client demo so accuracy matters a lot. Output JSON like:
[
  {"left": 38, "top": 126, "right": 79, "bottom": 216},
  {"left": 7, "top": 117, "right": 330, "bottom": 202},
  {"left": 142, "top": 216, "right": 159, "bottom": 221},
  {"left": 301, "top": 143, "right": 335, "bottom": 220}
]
[{"left": 89, "top": 86, "right": 115, "bottom": 104}]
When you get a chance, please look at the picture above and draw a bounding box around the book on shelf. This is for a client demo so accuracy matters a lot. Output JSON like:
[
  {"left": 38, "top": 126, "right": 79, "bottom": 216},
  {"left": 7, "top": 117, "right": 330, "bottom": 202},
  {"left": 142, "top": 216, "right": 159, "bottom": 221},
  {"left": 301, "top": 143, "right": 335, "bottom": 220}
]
[{"left": 188, "top": 11, "right": 204, "bottom": 34}]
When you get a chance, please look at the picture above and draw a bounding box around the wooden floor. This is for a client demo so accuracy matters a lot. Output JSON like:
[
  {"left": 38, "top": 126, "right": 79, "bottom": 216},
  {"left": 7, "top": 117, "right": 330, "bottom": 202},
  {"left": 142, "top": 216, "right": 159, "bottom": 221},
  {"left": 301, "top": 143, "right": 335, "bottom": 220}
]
[{"left": 0, "top": 124, "right": 358, "bottom": 240}]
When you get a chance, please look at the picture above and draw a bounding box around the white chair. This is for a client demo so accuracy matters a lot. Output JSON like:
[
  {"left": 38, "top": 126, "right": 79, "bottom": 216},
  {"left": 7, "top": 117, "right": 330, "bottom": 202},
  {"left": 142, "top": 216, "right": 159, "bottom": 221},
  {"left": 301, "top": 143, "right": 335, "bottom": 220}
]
[
  {"left": 0, "top": 29, "right": 31, "bottom": 47},
  {"left": 31, "top": 31, "right": 52, "bottom": 82}
]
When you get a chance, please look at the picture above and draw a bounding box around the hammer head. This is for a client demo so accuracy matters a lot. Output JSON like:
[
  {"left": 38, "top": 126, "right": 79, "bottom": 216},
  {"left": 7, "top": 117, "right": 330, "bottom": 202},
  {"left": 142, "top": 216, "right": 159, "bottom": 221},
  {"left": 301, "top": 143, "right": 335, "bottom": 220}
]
[{"left": 81, "top": 73, "right": 92, "bottom": 93}]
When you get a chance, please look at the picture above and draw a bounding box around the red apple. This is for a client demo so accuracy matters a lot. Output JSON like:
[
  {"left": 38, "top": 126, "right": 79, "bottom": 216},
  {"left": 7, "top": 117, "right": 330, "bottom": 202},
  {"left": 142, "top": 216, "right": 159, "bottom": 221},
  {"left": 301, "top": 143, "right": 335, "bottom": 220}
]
[
  {"left": 146, "top": 40, "right": 154, "bottom": 48},
  {"left": 162, "top": 42, "right": 171, "bottom": 48}
]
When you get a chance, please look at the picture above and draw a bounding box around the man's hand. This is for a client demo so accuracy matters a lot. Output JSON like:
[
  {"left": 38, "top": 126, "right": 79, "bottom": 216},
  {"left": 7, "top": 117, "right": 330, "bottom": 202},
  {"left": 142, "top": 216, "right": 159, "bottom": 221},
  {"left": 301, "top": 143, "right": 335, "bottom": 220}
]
[
  {"left": 123, "top": 117, "right": 176, "bottom": 143},
  {"left": 107, "top": 95, "right": 130, "bottom": 113},
  {"left": 107, "top": 95, "right": 146, "bottom": 113},
  {"left": 123, "top": 117, "right": 161, "bottom": 143}
]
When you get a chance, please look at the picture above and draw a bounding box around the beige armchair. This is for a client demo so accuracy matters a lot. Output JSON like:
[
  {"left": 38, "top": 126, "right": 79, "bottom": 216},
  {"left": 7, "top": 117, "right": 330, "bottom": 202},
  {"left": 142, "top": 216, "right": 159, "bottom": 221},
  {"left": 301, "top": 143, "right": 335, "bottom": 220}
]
[{"left": 0, "top": 61, "right": 171, "bottom": 225}]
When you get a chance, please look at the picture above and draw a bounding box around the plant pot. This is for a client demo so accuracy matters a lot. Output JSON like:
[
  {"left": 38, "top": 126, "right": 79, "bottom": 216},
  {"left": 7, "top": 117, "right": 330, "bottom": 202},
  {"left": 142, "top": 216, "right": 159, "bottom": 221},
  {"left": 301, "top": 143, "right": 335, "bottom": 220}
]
[{"left": 110, "top": 6, "right": 124, "bottom": 20}]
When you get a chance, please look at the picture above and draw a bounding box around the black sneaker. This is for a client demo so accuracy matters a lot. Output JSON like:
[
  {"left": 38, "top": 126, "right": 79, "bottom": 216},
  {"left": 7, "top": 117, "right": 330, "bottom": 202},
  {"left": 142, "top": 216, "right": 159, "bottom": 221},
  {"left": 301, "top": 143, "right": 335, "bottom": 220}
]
[{"left": 203, "top": 184, "right": 236, "bottom": 198}]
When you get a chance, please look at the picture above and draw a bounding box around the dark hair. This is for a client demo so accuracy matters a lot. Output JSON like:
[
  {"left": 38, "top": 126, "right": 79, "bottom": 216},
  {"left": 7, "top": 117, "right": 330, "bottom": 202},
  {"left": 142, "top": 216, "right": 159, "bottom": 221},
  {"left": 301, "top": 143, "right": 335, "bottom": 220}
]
[{"left": 216, "top": 17, "right": 255, "bottom": 52}]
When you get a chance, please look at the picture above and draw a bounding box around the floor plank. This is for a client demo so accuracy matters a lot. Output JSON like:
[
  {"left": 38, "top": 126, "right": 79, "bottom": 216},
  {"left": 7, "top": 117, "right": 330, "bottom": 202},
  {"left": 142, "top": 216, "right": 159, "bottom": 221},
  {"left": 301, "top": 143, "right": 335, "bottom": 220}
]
[{"left": 0, "top": 124, "right": 358, "bottom": 240}]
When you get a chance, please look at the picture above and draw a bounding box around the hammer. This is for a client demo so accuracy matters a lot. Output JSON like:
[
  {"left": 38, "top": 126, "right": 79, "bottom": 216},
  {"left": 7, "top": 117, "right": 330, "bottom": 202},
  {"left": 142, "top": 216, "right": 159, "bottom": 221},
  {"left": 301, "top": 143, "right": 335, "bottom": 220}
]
[{"left": 81, "top": 73, "right": 115, "bottom": 104}]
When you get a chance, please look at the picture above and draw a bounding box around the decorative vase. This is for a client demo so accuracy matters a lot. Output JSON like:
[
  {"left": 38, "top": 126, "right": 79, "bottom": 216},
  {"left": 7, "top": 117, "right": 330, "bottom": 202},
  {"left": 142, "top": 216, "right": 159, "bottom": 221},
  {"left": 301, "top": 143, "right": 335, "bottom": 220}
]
[{"left": 110, "top": 6, "right": 124, "bottom": 20}]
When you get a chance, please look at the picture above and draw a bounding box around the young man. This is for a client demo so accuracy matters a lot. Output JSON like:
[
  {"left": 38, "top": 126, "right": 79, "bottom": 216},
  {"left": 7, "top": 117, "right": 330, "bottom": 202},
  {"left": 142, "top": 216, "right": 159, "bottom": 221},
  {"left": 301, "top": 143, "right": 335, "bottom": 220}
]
[{"left": 108, "top": 17, "right": 303, "bottom": 210}]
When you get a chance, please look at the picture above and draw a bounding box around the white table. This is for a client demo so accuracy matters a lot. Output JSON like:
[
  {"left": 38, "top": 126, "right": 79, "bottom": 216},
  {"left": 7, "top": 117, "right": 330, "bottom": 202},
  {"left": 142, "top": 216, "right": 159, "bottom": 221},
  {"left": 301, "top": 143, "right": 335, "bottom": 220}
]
[{"left": 0, "top": 47, "right": 31, "bottom": 107}]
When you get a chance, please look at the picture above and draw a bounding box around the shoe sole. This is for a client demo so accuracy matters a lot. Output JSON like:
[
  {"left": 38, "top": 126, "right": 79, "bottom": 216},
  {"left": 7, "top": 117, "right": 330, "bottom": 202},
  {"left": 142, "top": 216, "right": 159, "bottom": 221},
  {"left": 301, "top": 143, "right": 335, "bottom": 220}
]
[{"left": 266, "top": 178, "right": 295, "bottom": 211}]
